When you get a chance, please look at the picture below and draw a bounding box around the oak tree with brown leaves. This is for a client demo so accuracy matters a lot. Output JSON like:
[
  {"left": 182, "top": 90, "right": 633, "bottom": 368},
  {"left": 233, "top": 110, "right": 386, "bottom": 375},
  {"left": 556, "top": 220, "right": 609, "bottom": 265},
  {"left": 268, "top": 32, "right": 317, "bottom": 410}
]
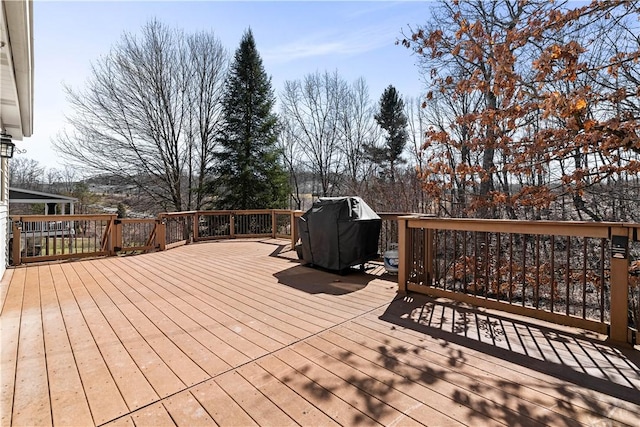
[{"left": 403, "top": 0, "right": 640, "bottom": 220}]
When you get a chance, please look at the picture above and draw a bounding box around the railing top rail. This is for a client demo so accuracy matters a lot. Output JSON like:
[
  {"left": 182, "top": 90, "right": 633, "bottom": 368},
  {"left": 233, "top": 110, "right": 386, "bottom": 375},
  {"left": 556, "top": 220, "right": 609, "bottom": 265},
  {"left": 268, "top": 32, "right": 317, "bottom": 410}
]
[
  {"left": 401, "top": 216, "right": 631, "bottom": 228},
  {"left": 379, "top": 212, "right": 431, "bottom": 216},
  {"left": 233, "top": 209, "right": 280, "bottom": 215},
  {"left": 196, "top": 209, "right": 297, "bottom": 215},
  {"left": 402, "top": 216, "right": 636, "bottom": 238},
  {"left": 12, "top": 214, "right": 117, "bottom": 222},
  {"left": 116, "top": 218, "right": 157, "bottom": 224},
  {"left": 158, "top": 211, "right": 198, "bottom": 218},
  {"left": 379, "top": 212, "right": 432, "bottom": 220},
  {"left": 196, "top": 210, "right": 234, "bottom": 215}
]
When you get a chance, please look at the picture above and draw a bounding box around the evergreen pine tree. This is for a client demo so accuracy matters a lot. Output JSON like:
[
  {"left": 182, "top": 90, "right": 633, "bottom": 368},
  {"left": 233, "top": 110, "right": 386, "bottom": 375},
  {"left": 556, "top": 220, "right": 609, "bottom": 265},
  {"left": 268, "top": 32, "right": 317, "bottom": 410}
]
[
  {"left": 213, "top": 29, "right": 289, "bottom": 209},
  {"left": 366, "top": 85, "right": 408, "bottom": 181}
]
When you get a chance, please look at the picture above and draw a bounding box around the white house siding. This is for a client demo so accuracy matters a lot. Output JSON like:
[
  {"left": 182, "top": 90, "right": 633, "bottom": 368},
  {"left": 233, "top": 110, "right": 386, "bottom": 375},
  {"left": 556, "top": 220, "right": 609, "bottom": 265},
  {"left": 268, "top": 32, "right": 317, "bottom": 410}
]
[
  {"left": 1, "top": 1, "right": 34, "bottom": 278},
  {"left": 0, "top": 163, "right": 6, "bottom": 278}
]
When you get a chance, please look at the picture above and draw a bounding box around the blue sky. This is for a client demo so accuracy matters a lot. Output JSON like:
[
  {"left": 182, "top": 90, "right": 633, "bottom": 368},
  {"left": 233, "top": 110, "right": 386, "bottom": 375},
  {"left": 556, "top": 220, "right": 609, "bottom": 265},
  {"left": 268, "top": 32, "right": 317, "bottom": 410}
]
[{"left": 25, "top": 1, "right": 431, "bottom": 169}]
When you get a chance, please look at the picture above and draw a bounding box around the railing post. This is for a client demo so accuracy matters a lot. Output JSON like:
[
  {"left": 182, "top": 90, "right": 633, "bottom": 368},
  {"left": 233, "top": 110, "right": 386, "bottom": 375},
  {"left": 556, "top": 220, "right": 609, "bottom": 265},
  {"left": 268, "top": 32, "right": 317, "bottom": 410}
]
[
  {"left": 272, "top": 210, "right": 277, "bottom": 239},
  {"left": 609, "top": 226, "right": 631, "bottom": 345},
  {"left": 105, "top": 217, "right": 116, "bottom": 256},
  {"left": 156, "top": 218, "right": 166, "bottom": 251},
  {"left": 398, "top": 216, "right": 410, "bottom": 293},
  {"left": 290, "top": 211, "right": 297, "bottom": 248},
  {"left": 230, "top": 213, "right": 235, "bottom": 239},
  {"left": 113, "top": 219, "right": 123, "bottom": 254},
  {"left": 183, "top": 214, "right": 191, "bottom": 243},
  {"left": 193, "top": 213, "right": 199, "bottom": 242},
  {"left": 11, "top": 219, "right": 22, "bottom": 266}
]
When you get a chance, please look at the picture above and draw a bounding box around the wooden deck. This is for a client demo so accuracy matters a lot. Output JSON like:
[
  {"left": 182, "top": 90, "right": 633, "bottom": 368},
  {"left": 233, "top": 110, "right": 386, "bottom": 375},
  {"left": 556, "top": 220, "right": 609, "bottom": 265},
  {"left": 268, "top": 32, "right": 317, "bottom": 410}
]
[{"left": 2, "top": 239, "right": 639, "bottom": 427}]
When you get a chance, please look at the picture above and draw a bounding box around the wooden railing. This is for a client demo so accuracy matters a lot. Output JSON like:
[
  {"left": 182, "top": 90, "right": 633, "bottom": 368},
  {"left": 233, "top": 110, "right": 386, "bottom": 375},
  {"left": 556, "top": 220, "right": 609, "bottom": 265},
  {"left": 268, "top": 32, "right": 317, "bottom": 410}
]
[
  {"left": 10, "top": 209, "right": 303, "bottom": 265},
  {"left": 397, "top": 216, "right": 639, "bottom": 346},
  {"left": 9, "top": 210, "right": 638, "bottom": 346},
  {"left": 10, "top": 214, "right": 117, "bottom": 264},
  {"left": 113, "top": 218, "right": 160, "bottom": 253}
]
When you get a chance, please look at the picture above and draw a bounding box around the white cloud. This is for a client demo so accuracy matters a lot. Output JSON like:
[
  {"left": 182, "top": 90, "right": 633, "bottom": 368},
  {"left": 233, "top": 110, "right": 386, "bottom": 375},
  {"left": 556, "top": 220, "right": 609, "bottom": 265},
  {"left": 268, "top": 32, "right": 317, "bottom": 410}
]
[{"left": 263, "top": 27, "right": 393, "bottom": 63}]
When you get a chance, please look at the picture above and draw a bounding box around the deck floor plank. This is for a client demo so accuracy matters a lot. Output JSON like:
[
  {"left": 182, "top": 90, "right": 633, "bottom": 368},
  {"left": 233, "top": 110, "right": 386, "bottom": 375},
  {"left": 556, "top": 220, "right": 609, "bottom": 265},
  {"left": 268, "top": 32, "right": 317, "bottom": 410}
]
[
  {"left": 128, "top": 253, "right": 312, "bottom": 342},
  {"left": 97, "top": 261, "right": 237, "bottom": 379},
  {"left": 2, "top": 239, "right": 638, "bottom": 427},
  {"left": 128, "top": 402, "right": 176, "bottom": 427},
  {"left": 86, "top": 260, "right": 201, "bottom": 397},
  {"left": 275, "top": 346, "right": 406, "bottom": 426},
  {"left": 181, "top": 244, "right": 393, "bottom": 313},
  {"left": 63, "top": 262, "right": 160, "bottom": 411},
  {"left": 294, "top": 336, "right": 466, "bottom": 426},
  {"left": 52, "top": 263, "right": 130, "bottom": 425},
  {"left": 169, "top": 255, "right": 353, "bottom": 325},
  {"left": 101, "top": 415, "right": 136, "bottom": 427},
  {"left": 124, "top": 254, "right": 294, "bottom": 350},
  {"left": 11, "top": 267, "right": 51, "bottom": 426},
  {"left": 256, "top": 352, "right": 382, "bottom": 426},
  {"left": 40, "top": 265, "right": 94, "bottom": 426},
  {"left": 122, "top": 256, "right": 273, "bottom": 360},
  {"left": 162, "top": 391, "right": 217, "bottom": 427},
  {"left": 213, "top": 370, "right": 297, "bottom": 427},
  {"left": 179, "top": 243, "right": 387, "bottom": 317},
  {"left": 0, "top": 268, "right": 14, "bottom": 311},
  {"left": 319, "top": 326, "right": 571, "bottom": 426},
  {"left": 235, "top": 361, "right": 341, "bottom": 427},
  {"left": 103, "top": 258, "right": 253, "bottom": 368},
  {"left": 0, "top": 268, "right": 25, "bottom": 427},
  {"left": 190, "top": 378, "right": 258, "bottom": 427},
  {"left": 422, "top": 301, "right": 635, "bottom": 382},
  {"left": 97, "top": 258, "right": 221, "bottom": 384},
  {"left": 73, "top": 261, "right": 187, "bottom": 399},
  {"left": 143, "top": 251, "right": 331, "bottom": 334}
]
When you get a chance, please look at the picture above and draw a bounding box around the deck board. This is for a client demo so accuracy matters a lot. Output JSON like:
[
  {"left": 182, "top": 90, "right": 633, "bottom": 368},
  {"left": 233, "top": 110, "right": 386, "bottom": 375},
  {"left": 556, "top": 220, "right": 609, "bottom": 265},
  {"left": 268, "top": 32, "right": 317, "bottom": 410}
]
[
  {"left": 2, "top": 239, "right": 639, "bottom": 427},
  {"left": 72, "top": 261, "right": 186, "bottom": 399},
  {"left": 12, "top": 267, "right": 51, "bottom": 426},
  {"left": 0, "top": 268, "right": 14, "bottom": 312},
  {"left": 97, "top": 259, "right": 251, "bottom": 371},
  {"left": 176, "top": 258, "right": 355, "bottom": 324},
  {"left": 235, "top": 362, "right": 340, "bottom": 427},
  {"left": 307, "top": 330, "right": 468, "bottom": 426},
  {"left": 40, "top": 265, "right": 94, "bottom": 427},
  {"left": 122, "top": 256, "right": 280, "bottom": 358},
  {"left": 52, "top": 263, "right": 129, "bottom": 425},
  {"left": 127, "top": 402, "right": 175, "bottom": 427},
  {"left": 256, "top": 354, "right": 381, "bottom": 426},
  {"left": 79, "top": 260, "right": 189, "bottom": 398},
  {"left": 291, "top": 340, "right": 467, "bottom": 426},
  {"left": 162, "top": 391, "right": 216, "bottom": 426},
  {"left": 213, "top": 370, "right": 297, "bottom": 427},
  {"left": 191, "top": 378, "right": 258, "bottom": 426},
  {"left": 127, "top": 252, "right": 311, "bottom": 342},
  {"left": 93, "top": 258, "right": 217, "bottom": 384},
  {"left": 0, "top": 268, "right": 24, "bottom": 427},
  {"left": 274, "top": 346, "right": 407, "bottom": 426},
  {"left": 67, "top": 262, "right": 161, "bottom": 411}
]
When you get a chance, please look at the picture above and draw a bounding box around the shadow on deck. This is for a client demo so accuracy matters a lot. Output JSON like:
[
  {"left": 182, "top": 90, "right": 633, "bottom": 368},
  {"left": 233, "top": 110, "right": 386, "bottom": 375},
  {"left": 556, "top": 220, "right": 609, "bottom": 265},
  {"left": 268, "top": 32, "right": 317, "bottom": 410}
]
[{"left": 378, "top": 293, "right": 640, "bottom": 415}]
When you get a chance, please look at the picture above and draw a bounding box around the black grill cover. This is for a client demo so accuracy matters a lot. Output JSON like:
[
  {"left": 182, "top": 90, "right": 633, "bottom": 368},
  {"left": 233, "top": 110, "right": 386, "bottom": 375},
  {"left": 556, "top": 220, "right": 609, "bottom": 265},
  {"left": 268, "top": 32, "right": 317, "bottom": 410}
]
[{"left": 298, "top": 197, "right": 381, "bottom": 271}]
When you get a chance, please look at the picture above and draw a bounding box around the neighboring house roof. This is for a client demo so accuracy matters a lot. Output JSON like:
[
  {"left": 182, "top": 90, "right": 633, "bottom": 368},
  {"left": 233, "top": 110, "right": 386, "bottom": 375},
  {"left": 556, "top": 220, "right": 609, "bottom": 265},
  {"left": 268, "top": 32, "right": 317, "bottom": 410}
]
[
  {"left": 9, "top": 187, "right": 77, "bottom": 204},
  {"left": 1, "top": 0, "right": 34, "bottom": 140}
]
